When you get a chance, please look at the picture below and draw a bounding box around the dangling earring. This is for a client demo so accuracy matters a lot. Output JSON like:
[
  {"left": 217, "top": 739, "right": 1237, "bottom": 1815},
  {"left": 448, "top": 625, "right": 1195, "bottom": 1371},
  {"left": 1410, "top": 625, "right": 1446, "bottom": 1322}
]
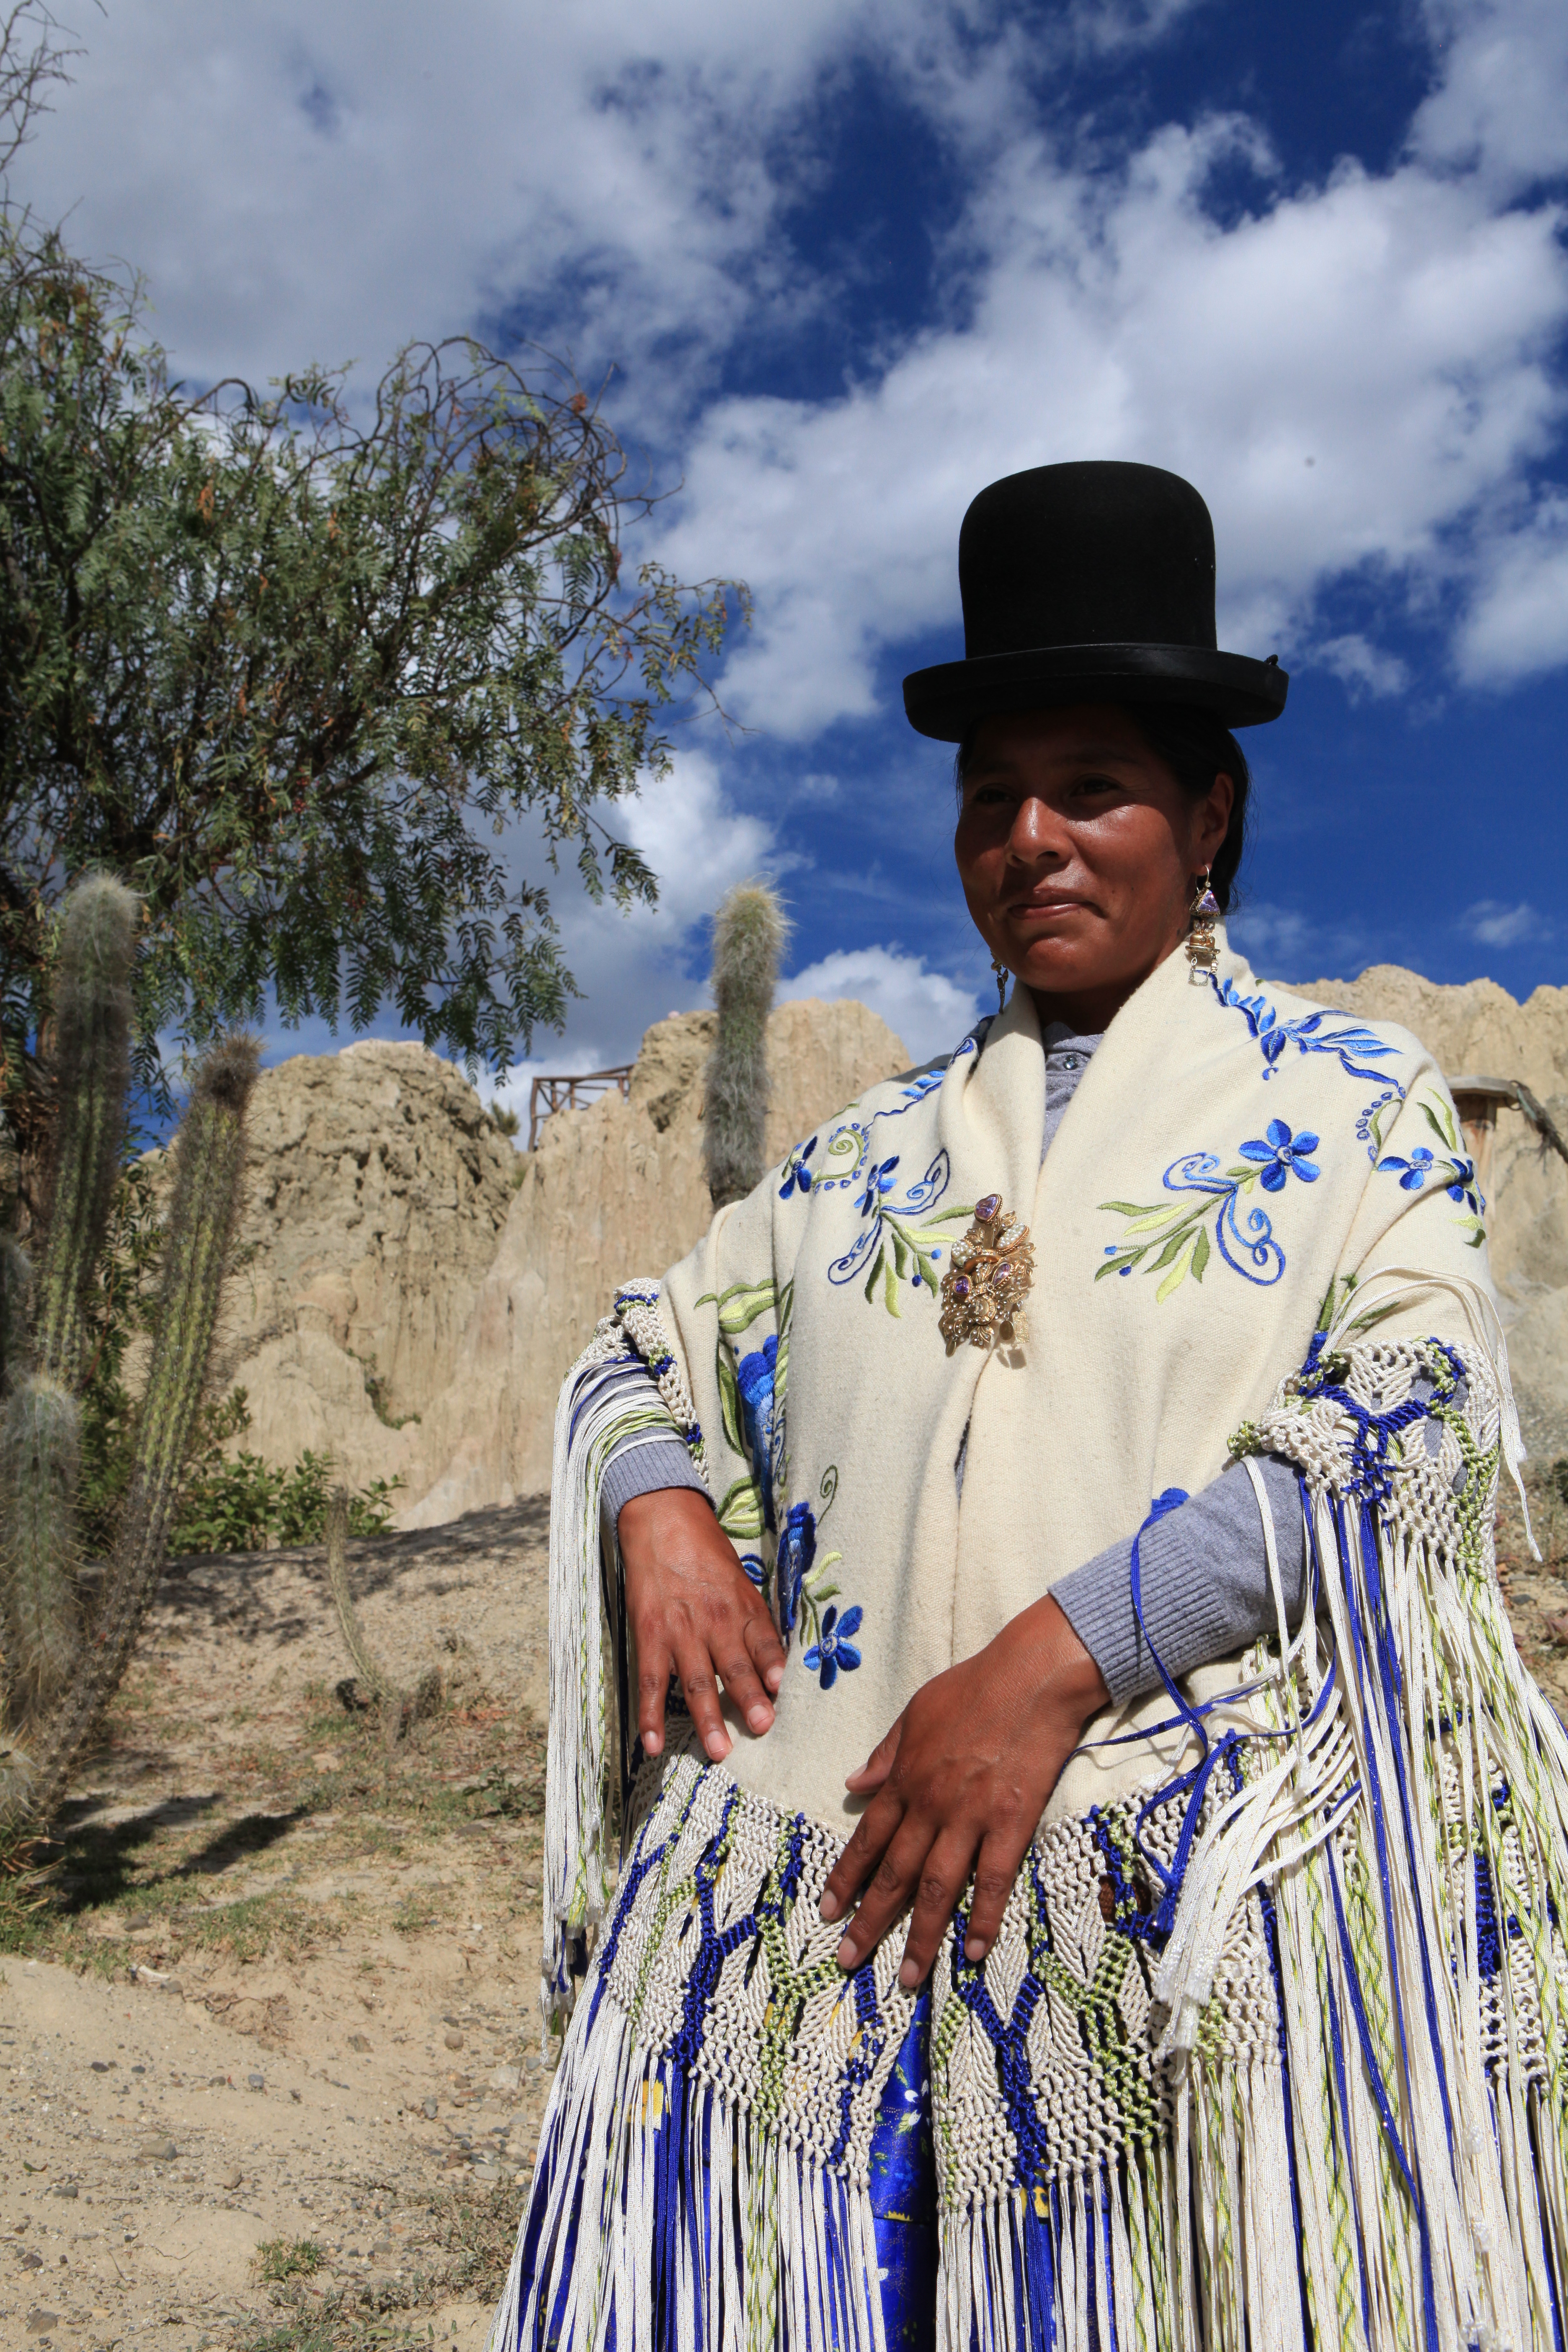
[
  {"left": 1185, "top": 869, "right": 1220, "bottom": 974},
  {"left": 990, "top": 957, "right": 1009, "bottom": 1012}
]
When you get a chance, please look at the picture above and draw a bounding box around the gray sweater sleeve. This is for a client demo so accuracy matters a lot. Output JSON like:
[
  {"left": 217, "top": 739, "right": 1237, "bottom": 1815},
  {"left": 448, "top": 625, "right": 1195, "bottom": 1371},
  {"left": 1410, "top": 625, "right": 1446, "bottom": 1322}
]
[
  {"left": 1052, "top": 1454, "right": 1308, "bottom": 1705},
  {"left": 600, "top": 1431, "right": 710, "bottom": 1528}
]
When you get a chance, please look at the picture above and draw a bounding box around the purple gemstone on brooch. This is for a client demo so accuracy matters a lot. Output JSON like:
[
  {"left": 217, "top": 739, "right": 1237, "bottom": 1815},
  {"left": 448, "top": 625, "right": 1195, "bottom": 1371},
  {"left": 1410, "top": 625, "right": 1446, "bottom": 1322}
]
[
  {"left": 952, "top": 1274, "right": 972, "bottom": 1301},
  {"left": 992, "top": 1262, "right": 1011, "bottom": 1286},
  {"left": 975, "top": 1192, "right": 1001, "bottom": 1223}
]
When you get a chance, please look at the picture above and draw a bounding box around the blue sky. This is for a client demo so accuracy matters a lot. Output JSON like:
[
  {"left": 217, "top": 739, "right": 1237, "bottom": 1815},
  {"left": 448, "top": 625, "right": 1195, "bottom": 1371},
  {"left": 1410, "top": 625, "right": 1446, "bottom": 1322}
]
[{"left": 15, "top": 0, "right": 1568, "bottom": 1096}]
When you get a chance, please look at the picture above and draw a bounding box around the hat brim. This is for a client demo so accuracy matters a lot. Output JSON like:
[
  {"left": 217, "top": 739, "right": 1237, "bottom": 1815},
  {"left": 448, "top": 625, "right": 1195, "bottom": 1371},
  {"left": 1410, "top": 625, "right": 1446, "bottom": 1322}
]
[{"left": 901, "top": 643, "right": 1288, "bottom": 741}]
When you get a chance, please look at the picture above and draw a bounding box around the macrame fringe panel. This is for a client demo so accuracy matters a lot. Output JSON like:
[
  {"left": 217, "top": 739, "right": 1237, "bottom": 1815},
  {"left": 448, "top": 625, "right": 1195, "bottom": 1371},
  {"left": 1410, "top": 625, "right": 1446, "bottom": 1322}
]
[{"left": 525, "top": 1324, "right": 1568, "bottom": 2349}]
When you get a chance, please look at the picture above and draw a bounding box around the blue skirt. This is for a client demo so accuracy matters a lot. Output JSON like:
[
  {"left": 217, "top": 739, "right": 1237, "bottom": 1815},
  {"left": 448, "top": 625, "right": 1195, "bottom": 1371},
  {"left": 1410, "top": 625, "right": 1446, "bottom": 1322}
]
[{"left": 866, "top": 1989, "right": 938, "bottom": 2350}]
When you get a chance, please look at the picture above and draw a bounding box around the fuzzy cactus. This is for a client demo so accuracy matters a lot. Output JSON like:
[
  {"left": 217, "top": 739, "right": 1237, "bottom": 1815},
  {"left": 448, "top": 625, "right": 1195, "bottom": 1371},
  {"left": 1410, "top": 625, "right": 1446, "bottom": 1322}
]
[
  {"left": 0, "top": 1230, "right": 27, "bottom": 1399},
  {"left": 0, "top": 872, "right": 257, "bottom": 1833},
  {"left": 33, "top": 876, "right": 137, "bottom": 1389},
  {"left": 18, "top": 1036, "right": 258, "bottom": 1827},
  {"left": 704, "top": 882, "right": 789, "bottom": 1211},
  {"left": 0, "top": 1373, "right": 80, "bottom": 1712}
]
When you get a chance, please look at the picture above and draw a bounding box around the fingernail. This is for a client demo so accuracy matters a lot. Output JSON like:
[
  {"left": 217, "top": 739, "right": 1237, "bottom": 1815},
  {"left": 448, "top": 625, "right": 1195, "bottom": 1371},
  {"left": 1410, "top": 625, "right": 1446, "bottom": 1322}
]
[
  {"left": 765, "top": 1667, "right": 783, "bottom": 1692},
  {"left": 966, "top": 1938, "right": 988, "bottom": 1963},
  {"left": 746, "top": 1705, "right": 772, "bottom": 1733},
  {"left": 818, "top": 1892, "right": 840, "bottom": 1921},
  {"left": 707, "top": 1734, "right": 731, "bottom": 1760},
  {"left": 643, "top": 1734, "right": 663, "bottom": 1756},
  {"left": 898, "top": 1961, "right": 919, "bottom": 1989},
  {"left": 836, "top": 1937, "right": 856, "bottom": 1970}
]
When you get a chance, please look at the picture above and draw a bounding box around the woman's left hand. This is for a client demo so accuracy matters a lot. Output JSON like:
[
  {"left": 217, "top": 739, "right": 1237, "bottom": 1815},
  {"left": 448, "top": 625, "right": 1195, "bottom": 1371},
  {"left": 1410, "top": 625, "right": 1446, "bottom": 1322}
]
[{"left": 818, "top": 1594, "right": 1109, "bottom": 1987}]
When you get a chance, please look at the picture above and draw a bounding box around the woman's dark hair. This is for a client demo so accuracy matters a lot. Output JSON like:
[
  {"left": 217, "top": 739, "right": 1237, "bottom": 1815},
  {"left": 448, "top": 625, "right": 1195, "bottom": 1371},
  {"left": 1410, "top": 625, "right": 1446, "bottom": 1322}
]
[{"left": 953, "top": 701, "right": 1252, "bottom": 912}]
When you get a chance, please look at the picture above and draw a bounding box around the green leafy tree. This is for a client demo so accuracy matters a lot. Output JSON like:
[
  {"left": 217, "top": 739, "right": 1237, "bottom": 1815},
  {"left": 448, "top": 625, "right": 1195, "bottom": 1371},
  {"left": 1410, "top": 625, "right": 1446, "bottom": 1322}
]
[{"left": 0, "top": 219, "right": 741, "bottom": 1174}]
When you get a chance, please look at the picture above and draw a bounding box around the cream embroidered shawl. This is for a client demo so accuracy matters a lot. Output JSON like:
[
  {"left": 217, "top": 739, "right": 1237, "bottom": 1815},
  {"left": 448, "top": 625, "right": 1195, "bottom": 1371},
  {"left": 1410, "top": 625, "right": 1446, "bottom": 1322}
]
[
  {"left": 510, "top": 928, "right": 1568, "bottom": 2352},
  {"left": 647, "top": 928, "right": 1498, "bottom": 1833}
]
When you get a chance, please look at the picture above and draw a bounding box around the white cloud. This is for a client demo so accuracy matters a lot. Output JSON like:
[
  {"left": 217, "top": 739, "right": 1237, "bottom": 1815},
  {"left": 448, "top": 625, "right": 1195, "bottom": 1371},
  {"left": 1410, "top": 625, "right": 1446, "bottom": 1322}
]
[
  {"left": 1460, "top": 897, "right": 1553, "bottom": 947},
  {"left": 1315, "top": 634, "right": 1411, "bottom": 700},
  {"left": 8, "top": 0, "right": 1567, "bottom": 733},
  {"left": 779, "top": 945, "right": 978, "bottom": 1062},
  {"left": 1455, "top": 491, "right": 1568, "bottom": 684},
  {"left": 1413, "top": 0, "right": 1568, "bottom": 191},
  {"left": 484, "top": 749, "right": 780, "bottom": 1076},
  {"left": 658, "top": 100, "right": 1568, "bottom": 730},
  {"left": 4, "top": 0, "right": 1199, "bottom": 415}
]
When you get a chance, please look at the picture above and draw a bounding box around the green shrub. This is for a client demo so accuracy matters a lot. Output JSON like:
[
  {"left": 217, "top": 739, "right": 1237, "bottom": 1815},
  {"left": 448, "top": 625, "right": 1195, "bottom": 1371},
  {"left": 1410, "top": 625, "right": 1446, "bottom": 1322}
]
[{"left": 171, "top": 1448, "right": 402, "bottom": 1555}]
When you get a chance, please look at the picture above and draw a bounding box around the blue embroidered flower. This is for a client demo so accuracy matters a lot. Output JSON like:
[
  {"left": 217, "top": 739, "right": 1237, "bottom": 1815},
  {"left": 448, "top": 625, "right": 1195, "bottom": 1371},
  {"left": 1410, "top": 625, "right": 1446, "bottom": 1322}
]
[
  {"left": 738, "top": 1553, "right": 765, "bottom": 1588},
  {"left": 1378, "top": 1144, "right": 1435, "bottom": 1191},
  {"left": 804, "top": 1604, "right": 862, "bottom": 1690},
  {"left": 1377, "top": 1143, "right": 1481, "bottom": 1213},
  {"left": 1237, "top": 1119, "right": 1320, "bottom": 1192},
  {"left": 856, "top": 1154, "right": 900, "bottom": 1217},
  {"left": 1446, "top": 1154, "right": 1480, "bottom": 1212},
  {"left": 779, "top": 1133, "right": 818, "bottom": 1199},
  {"left": 775, "top": 1500, "right": 816, "bottom": 1636},
  {"left": 735, "top": 1334, "right": 779, "bottom": 1529}
]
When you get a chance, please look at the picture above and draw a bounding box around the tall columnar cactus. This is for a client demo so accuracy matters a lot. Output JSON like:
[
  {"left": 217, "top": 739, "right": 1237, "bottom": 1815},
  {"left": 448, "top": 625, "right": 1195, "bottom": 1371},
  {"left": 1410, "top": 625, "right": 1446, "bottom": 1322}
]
[
  {"left": 0, "top": 873, "right": 257, "bottom": 1832},
  {"left": 18, "top": 1037, "right": 258, "bottom": 1828},
  {"left": 704, "top": 882, "right": 789, "bottom": 1211},
  {"left": 34, "top": 877, "right": 137, "bottom": 1387},
  {"left": 0, "top": 879, "right": 136, "bottom": 1713}
]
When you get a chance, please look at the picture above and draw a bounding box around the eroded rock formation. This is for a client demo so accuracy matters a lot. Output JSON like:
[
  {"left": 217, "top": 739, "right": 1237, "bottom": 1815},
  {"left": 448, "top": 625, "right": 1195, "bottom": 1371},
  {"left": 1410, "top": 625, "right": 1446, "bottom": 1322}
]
[{"left": 207, "top": 969, "right": 1568, "bottom": 1529}]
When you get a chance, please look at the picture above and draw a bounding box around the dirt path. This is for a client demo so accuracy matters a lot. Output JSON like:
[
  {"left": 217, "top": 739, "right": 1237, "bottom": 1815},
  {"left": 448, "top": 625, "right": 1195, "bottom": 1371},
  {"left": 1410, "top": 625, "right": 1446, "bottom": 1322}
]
[
  {"left": 0, "top": 1503, "right": 554, "bottom": 2352},
  {"left": 5, "top": 1470, "right": 1568, "bottom": 2352}
]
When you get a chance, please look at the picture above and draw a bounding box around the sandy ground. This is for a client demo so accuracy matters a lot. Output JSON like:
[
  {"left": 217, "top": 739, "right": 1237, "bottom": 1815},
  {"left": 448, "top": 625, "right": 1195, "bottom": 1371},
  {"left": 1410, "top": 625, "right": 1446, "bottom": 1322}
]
[
  {"left": 4, "top": 1469, "right": 1568, "bottom": 2352},
  {"left": 0, "top": 1502, "right": 555, "bottom": 2352}
]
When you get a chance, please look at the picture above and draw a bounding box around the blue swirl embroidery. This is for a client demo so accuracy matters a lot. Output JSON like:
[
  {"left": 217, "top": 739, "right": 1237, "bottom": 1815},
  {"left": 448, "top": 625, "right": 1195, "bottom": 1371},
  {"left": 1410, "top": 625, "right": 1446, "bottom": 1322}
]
[
  {"left": 1098, "top": 1121, "right": 1321, "bottom": 1297},
  {"left": 827, "top": 1149, "right": 972, "bottom": 1313},
  {"left": 779, "top": 1065, "right": 948, "bottom": 1202},
  {"left": 1210, "top": 973, "right": 1399, "bottom": 1085}
]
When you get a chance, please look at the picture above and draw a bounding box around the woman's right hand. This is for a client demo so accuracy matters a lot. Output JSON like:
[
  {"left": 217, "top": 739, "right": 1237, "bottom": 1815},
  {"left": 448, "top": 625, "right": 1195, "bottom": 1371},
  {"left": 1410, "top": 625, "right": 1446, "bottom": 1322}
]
[{"left": 619, "top": 1488, "right": 788, "bottom": 1763}]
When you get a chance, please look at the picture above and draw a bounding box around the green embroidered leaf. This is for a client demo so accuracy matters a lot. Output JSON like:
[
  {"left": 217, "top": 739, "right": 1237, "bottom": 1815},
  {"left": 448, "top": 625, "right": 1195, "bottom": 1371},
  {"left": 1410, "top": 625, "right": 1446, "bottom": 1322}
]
[
  {"left": 1455, "top": 1214, "right": 1486, "bottom": 1248},
  {"left": 1421, "top": 1096, "right": 1459, "bottom": 1150},
  {"left": 1155, "top": 1239, "right": 1194, "bottom": 1304},
  {"left": 717, "top": 1350, "right": 744, "bottom": 1458},
  {"left": 891, "top": 1228, "right": 910, "bottom": 1279},
  {"left": 882, "top": 1255, "right": 901, "bottom": 1317},
  {"left": 1099, "top": 1201, "right": 1151, "bottom": 1217},
  {"left": 1150, "top": 1227, "right": 1191, "bottom": 1271},
  {"left": 715, "top": 1478, "right": 763, "bottom": 1540},
  {"left": 695, "top": 1277, "right": 779, "bottom": 1336},
  {"left": 863, "top": 1242, "right": 885, "bottom": 1305},
  {"left": 1117, "top": 1205, "right": 1189, "bottom": 1238},
  {"left": 1191, "top": 1224, "right": 1211, "bottom": 1282}
]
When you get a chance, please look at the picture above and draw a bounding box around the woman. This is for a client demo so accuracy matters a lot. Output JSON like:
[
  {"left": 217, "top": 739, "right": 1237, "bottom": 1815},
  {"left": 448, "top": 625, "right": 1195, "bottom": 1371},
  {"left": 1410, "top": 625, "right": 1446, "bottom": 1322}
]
[{"left": 492, "top": 463, "right": 1568, "bottom": 2352}]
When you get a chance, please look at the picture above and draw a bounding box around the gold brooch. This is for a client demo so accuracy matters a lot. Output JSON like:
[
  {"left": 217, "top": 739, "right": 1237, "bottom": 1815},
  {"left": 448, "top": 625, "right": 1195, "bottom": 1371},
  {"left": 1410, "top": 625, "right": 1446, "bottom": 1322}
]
[{"left": 938, "top": 1192, "right": 1035, "bottom": 1350}]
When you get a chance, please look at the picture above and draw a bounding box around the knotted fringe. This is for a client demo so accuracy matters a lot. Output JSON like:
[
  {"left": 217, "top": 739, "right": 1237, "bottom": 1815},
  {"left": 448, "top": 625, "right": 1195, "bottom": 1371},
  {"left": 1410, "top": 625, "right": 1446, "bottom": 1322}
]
[
  {"left": 489, "top": 1971, "right": 888, "bottom": 2352},
  {"left": 1146, "top": 1328, "right": 1568, "bottom": 2352},
  {"left": 543, "top": 1286, "right": 706, "bottom": 2026},
  {"left": 525, "top": 1312, "right": 1568, "bottom": 2349}
]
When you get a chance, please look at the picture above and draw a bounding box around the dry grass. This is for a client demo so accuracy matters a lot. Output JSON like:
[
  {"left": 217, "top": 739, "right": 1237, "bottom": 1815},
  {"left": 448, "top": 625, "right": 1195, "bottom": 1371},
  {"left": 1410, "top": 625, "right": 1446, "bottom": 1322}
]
[{"left": 0, "top": 1648, "right": 545, "bottom": 1967}]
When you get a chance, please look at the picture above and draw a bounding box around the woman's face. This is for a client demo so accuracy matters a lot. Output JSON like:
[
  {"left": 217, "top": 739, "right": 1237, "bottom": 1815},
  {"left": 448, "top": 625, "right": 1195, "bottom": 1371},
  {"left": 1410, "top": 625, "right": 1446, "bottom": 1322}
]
[{"left": 953, "top": 704, "right": 1234, "bottom": 1026}]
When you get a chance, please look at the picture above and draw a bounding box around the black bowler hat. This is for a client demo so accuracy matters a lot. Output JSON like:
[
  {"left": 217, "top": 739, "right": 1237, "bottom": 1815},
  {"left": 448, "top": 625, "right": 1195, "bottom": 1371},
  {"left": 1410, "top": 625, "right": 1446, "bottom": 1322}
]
[{"left": 902, "top": 460, "right": 1287, "bottom": 740}]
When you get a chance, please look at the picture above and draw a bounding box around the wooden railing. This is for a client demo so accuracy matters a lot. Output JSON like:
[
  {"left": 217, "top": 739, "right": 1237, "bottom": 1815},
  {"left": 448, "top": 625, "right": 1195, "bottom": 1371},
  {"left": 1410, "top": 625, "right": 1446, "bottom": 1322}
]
[
  {"left": 1449, "top": 1074, "right": 1568, "bottom": 1202},
  {"left": 528, "top": 1065, "right": 634, "bottom": 1152}
]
